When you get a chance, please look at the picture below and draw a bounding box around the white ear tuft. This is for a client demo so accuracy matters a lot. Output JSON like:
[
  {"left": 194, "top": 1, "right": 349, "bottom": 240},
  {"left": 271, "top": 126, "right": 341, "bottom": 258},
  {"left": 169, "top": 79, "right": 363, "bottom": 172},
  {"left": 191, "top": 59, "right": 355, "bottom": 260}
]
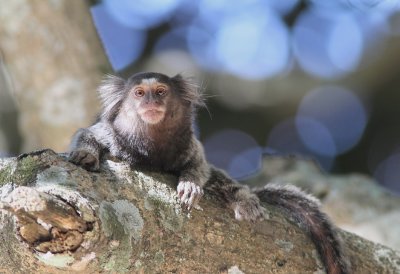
[{"left": 98, "top": 74, "right": 126, "bottom": 121}]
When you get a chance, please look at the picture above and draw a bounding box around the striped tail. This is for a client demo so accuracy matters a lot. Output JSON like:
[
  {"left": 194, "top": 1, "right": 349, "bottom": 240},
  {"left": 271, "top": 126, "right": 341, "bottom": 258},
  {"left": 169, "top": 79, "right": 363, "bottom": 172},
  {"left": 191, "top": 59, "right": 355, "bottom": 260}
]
[{"left": 255, "top": 185, "right": 350, "bottom": 274}]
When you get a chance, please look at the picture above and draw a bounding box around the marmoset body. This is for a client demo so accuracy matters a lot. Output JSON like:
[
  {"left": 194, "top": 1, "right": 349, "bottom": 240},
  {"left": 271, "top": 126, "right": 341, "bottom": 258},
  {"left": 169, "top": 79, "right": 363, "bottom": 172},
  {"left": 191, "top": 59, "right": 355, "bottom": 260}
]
[{"left": 69, "top": 72, "right": 349, "bottom": 274}]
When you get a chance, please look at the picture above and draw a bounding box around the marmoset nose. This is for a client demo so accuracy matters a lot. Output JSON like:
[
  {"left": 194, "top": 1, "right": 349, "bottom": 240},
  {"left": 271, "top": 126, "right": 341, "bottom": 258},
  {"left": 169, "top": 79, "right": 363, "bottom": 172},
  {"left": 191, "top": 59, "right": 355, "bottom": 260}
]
[
  {"left": 143, "top": 92, "right": 154, "bottom": 104},
  {"left": 141, "top": 99, "right": 162, "bottom": 111},
  {"left": 144, "top": 93, "right": 162, "bottom": 106}
]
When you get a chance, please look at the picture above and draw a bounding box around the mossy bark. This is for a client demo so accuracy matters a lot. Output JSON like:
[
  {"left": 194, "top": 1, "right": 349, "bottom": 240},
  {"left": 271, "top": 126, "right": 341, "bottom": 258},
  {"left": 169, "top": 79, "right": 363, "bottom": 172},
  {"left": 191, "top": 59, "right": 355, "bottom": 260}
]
[{"left": 0, "top": 150, "right": 399, "bottom": 273}]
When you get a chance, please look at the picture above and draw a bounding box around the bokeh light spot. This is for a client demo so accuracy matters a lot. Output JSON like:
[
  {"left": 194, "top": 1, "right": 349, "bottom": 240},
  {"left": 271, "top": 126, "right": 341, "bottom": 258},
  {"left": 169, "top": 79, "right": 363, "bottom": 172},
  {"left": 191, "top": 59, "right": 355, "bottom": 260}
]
[
  {"left": 343, "top": 0, "right": 400, "bottom": 13},
  {"left": 215, "top": 9, "right": 290, "bottom": 79},
  {"left": 328, "top": 15, "right": 363, "bottom": 72},
  {"left": 187, "top": 24, "right": 220, "bottom": 71},
  {"left": 187, "top": 1, "right": 290, "bottom": 79},
  {"left": 297, "top": 86, "right": 368, "bottom": 154},
  {"left": 295, "top": 116, "right": 337, "bottom": 157},
  {"left": 154, "top": 27, "right": 188, "bottom": 52},
  {"left": 91, "top": 4, "right": 146, "bottom": 71},
  {"left": 265, "top": 0, "right": 300, "bottom": 15},
  {"left": 203, "top": 129, "right": 262, "bottom": 179},
  {"left": 267, "top": 118, "right": 335, "bottom": 170},
  {"left": 104, "top": 0, "right": 182, "bottom": 29},
  {"left": 229, "top": 147, "right": 263, "bottom": 180},
  {"left": 374, "top": 153, "right": 400, "bottom": 194},
  {"left": 293, "top": 9, "right": 363, "bottom": 78}
]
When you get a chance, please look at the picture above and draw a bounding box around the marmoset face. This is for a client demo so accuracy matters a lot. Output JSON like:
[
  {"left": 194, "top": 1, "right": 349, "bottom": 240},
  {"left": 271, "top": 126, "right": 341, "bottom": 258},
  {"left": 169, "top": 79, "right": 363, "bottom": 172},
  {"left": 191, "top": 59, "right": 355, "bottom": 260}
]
[
  {"left": 129, "top": 77, "right": 170, "bottom": 124},
  {"left": 105, "top": 72, "right": 198, "bottom": 131}
]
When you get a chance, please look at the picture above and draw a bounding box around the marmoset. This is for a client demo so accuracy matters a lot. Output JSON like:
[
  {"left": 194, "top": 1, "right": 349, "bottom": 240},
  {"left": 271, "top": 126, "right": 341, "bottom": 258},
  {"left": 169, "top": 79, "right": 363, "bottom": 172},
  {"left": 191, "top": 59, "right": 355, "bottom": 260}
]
[{"left": 69, "top": 72, "right": 349, "bottom": 274}]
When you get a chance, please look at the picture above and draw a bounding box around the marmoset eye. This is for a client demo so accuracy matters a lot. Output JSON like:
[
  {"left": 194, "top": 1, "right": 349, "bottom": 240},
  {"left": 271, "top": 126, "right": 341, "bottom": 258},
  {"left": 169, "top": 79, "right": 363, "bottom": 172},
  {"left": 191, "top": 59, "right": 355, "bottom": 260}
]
[
  {"left": 134, "top": 89, "right": 145, "bottom": 97},
  {"left": 156, "top": 87, "right": 167, "bottom": 96}
]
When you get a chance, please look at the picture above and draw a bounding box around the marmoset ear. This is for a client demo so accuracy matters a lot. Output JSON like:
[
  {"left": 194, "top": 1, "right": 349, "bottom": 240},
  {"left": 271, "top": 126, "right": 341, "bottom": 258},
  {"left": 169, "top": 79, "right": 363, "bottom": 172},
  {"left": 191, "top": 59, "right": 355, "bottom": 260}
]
[
  {"left": 98, "top": 74, "right": 126, "bottom": 121},
  {"left": 171, "top": 74, "right": 205, "bottom": 108}
]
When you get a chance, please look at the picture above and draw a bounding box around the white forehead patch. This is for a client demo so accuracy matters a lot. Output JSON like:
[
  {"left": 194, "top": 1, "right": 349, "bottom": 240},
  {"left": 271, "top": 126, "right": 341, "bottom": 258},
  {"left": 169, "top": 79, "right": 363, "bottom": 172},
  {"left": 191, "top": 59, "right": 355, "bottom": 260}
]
[{"left": 140, "top": 78, "right": 157, "bottom": 86}]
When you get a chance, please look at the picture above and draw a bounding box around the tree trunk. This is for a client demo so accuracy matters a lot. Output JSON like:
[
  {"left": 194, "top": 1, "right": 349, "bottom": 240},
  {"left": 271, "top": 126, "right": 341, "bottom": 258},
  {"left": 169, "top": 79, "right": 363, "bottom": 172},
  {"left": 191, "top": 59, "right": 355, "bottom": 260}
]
[
  {"left": 0, "top": 150, "right": 399, "bottom": 273},
  {"left": 0, "top": 0, "right": 108, "bottom": 152}
]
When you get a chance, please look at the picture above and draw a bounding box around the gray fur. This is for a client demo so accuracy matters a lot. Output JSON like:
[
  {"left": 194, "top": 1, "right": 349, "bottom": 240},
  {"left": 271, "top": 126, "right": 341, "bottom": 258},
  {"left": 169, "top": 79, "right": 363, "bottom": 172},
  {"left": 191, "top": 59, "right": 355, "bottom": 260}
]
[
  {"left": 69, "top": 72, "right": 262, "bottom": 218},
  {"left": 205, "top": 167, "right": 265, "bottom": 221},
  {"left": 68, "top": 72, "right": 348, "bottom": 273}
]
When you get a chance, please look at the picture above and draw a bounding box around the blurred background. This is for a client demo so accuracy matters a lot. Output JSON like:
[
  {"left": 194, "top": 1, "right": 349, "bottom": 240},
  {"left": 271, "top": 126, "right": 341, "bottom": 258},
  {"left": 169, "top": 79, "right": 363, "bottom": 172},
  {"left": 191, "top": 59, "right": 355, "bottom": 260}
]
[{"left": 1, "top": 0, "right": 400, "bottom": 194}]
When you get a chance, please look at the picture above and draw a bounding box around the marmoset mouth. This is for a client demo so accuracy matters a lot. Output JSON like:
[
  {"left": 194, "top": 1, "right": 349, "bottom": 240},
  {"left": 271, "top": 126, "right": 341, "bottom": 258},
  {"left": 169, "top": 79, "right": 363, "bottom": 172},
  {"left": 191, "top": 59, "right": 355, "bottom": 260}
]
[{"left": 141, "top": 109, "right": 165, "bottom": 124}]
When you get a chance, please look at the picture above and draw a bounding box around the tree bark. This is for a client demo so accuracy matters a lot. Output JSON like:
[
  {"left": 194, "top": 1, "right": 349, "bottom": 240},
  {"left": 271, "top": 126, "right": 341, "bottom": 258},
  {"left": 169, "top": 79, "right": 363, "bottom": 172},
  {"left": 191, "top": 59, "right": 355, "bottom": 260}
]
[
  {"left": 0, "top": 150, "right": 399, "bottom": 273},
  {"left": 246, "top": 155, "right": 400, "bottom": 251}
]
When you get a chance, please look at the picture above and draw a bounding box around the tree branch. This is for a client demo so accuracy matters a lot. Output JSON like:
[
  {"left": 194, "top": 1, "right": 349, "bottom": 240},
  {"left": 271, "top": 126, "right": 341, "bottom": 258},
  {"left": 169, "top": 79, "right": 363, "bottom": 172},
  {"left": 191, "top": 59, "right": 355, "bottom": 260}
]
[{"left": 0, "top": 150, "right": 399, "bottom": 273}]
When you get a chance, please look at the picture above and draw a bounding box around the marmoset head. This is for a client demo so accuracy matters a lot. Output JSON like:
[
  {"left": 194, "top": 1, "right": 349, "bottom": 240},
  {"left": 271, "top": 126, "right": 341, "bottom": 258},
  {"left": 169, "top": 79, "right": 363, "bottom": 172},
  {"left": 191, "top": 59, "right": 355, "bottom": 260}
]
[{"left": 98, "top": 72, "right": 204, "bottom": 127}]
